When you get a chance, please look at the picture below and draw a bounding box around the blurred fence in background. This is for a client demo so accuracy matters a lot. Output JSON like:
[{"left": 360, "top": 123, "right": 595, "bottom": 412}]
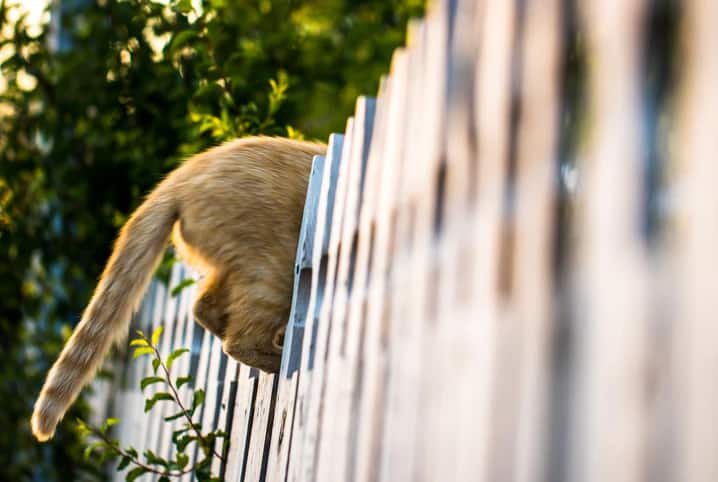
[{"left": 96, "top": 0, "right": 718, "bottom": 480}]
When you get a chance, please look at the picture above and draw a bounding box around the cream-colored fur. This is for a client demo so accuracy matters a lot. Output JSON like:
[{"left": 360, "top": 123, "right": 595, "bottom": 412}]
[{"left": 31, "top": 136, "right": 326, "bottom": 442}]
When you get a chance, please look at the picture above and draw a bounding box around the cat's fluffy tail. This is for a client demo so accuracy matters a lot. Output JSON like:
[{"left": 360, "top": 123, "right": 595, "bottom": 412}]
[{"left": 31, "top": 186, "right": 179, "bottom": 442}]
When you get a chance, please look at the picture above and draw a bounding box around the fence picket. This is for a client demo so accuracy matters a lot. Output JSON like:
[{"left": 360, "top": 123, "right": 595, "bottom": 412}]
[
  {"left": 296, "top": 119, "right": 354, "bottom": 482},
  {"left": 381, "top": 1, "right": 450, "bottom": 480},
  {"left": 224, "top": 364, "right": 258, "bottom": 482},
  {"left": 243, "top": 372, "right": 277, "bottom": 482},
  {"left": 213, "top": 359, "right": 239, "bottom": 478},
  {"left": 265, "top": 153, "right": 327, "bottom": 482},
  {"left": 670, "top": 2, "right": 718, "bottom": 482},
  {"left": 316, "top": 96, "right": 376, "bottom": 482},
  {"left": 352, "top": 44, "right": 410, "bottom": 482},
  {"left": 112, "top": 280, "right": 159, "bottom": 482},
  {"left": 287, "top": 134, "right": 345, "bottom": 482},
  {"left": 341, "top": 71, "right": 391, "bottom": 482},
  {"left": 569, "top": 1, "right": 649, "bottom": 482},
  {"left": 511, "top": 1, "right": 560, "bottom": 481}
]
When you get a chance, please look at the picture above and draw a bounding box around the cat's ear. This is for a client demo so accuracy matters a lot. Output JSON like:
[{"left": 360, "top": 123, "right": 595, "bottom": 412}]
[{"left": 272, "top": 325, "right": 286, "bottom": 352}]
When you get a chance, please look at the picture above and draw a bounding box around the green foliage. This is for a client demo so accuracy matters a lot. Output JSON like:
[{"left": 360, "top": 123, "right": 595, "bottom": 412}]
[
  {"left": 0, "top": 0, "right": 422, "bottom": 479},
  {"left": 170, "top": 277, "right": 196, "bottom": 297},
  {"left": 78, "top": 328, "right": 226, "bottom": 481}
]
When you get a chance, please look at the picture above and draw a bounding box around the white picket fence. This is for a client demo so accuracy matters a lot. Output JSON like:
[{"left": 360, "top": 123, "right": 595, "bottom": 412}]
[{"left": 97, "top": 0, "right": 718, "bottom": 481}]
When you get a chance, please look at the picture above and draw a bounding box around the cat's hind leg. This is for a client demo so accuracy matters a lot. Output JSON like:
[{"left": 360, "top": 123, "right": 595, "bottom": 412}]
[{"left": 192, "top": 272, "right": 229, "bottom": 339}]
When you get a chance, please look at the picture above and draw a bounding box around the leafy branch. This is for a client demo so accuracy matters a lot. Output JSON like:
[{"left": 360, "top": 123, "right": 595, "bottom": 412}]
[
  {"left": 77, "top": 419, "right": 193, "bottom": 481},
  {"left": 78, "top": 326, "right": 227, "bottom": 481}
]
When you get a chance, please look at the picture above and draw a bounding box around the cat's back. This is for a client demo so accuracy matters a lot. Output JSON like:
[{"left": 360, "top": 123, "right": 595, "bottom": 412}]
[
  {"left": 169, "top": 136, "right": 326, "bottom": 267},
  {"left": 172, "top": 137, "right": 323, "bottom": 203}
]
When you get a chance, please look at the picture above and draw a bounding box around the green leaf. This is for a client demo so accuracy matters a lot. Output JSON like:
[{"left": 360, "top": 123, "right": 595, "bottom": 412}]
[
  {"left": 173, "top": 426, "right": 189, "bottom": 438},
  {"left": 195, "top": 459, "right": 212, "bottom": 480},
  {"left": 152, "top": 358, "right": 161, "bottom": 373},
  {"left": 164, "top": 411, "right": 186, "bottom": 422},
  {"left": 144, "top": 392, "right": 174, "bottom": 412},
  {"left": 159, "top": 477, "right": 171, "bottom": 482},
  {"left": 129, "top": 338, "right": 148, "bottom": 347},
  {"left": 176, "top": 452, "right": 189, "bottom": 469},
  {"left": 83, "top": 441, "right": 103, "bottom": 460},
  {"left": 151, "top": 325, "right": 164, "bottom": 346},
  {"left": 140, "top": 376, "right": 165, "bottom": 390},
  {"left": 175, "top": 0, "right": 193, "bottom": 14},
  {"left": 126, "top": 447, "right": 138, "bottom": 459},
  {"left": 116, "top": 455, "right": 132, "bottom": 471},
  {"left": 176, "top": 375, "right": 192, "bottom": 388},
  {"left": 144, "top": 449, "right": 169, "bottom": 467},
  {"left": 176, "top": 434, "right": 194, "bottom": 452},
  {"left": 75, "top": 418, "right": 91, "bottom": 437},
  {"left": 101, "top": 417, "right": 120, "bottom": 432},
  {"left": 170, "top": 278, "right": 196, "bottom": 297},
  {"left": 126, "top": 466, "right": 149, "bottom": 481},
  {"left": 133, "top": 346, "right": 154, "bottom": 359},
  {"left": 136, "top": 329, "right": 146, "bottom": 339},
  {"left": 167, "top": 348, "right": 190, "bottom": 371},
  {"left": 191, "top": 389, "right": 205, "bottom": 415}
]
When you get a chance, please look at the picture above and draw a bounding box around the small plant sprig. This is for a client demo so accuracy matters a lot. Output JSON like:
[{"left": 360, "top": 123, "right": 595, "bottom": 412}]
[{"left": 78, "top": 326, "right": 228, "bottom": 481}]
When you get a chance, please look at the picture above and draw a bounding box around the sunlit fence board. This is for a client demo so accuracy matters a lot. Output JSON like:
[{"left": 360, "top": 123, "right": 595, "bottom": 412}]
[
  {"left": 286, "top": 134, "right": 344, "bottom": 482},
  {"left": 265, "top": 152, "right": 326, "bottom": 482},
  {"left": 315, "top": 96, "right": 376, "bottom": 482},
  {"left": 511, "top": 1, "right": 560, "bottom": 481},
  {"left": 223, "top": 364, "right": 257, "bottom": 482},
  {"left": 670, "top": 2, "right": 718, "bottom": 482},
  {"left": 92, "top": 1, "right": 717, "bottom": 481},
  {"left": 569, "top": 2, "right": 649, "bottom": 482}
]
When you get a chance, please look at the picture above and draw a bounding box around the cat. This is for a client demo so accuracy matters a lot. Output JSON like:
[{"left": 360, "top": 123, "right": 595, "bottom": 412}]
[{"left": 31, "top": 136, "right": 326, "bottom": 442}]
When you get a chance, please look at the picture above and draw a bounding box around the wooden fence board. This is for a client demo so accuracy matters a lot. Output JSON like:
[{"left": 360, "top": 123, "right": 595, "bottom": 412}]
[
  {"left": 135, "top": 277, "right": 169, "bottom": 469},
  {"left": 352, "top": 44, "right": 410, "bottom": 482},
  {"left": 183, "top": 322, "right": 215, "bottom": 479},
  {"left": 511, "top": 1, "right": 560, "bottom": 481},
  {"left": 569, "top": 1, "right": 649, "bottom": 482},
  {"left": 381, "top": 1, "right": 450, "bottom": 480},
  {"left": 243, "top": 372, "right": 277, "bottom": 482},
  {"left": 213, "top": 359, "right": 239, "bottom": 478},
  {"left": 200, "top": 320, "right": 229, "bottom": 470},
  {"left": 442, "top": 0, "right": 515, "bottom": 481},
  {"left": 316, "top": 96, "right": 376, "bottom": 482},
  {"left": 166, "top": 279, "right": 197, "bottom": 478},
  {"left": 295, "top": 119, "right": 354, "bottom": 482},
  {"left": 430, "top": 0, "right": 482, "bottom": 481},
  {"left": 145, "top": 265, "right": 182, "bottom": 476},
  {"left": 224, "top": 364, "right": 258, "bottom": 482},
  {"left": 157, "top": 267, "right": 193, "bottom": 466},
  {"left": 374, "top": 20, "right": 425, "bottom": 482},
  {"left": 343, "top": 67, "right": 392, "bottom": 482},
  {"left": 670, "top": 2, "right": 718, "bottom": 482},
  {"left": 265, "top": 153, "right": 327, "bottom": 482},
  {"left": 311, "top": 116, "right": 356, "bottom": 482},
  {"left": 112, "top": 280, "right": 159, "bottom": 482},
  {"left": 153, "top": 265, "right": 187, "bottom": 468},
  {"left": 286, "top": 134, "right": 345, "bottom": 482}
]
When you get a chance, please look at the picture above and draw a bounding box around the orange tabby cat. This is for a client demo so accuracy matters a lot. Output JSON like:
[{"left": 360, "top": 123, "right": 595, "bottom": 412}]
[{"left": 31, "top": 136, "right": 326, "bottom": 442}]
